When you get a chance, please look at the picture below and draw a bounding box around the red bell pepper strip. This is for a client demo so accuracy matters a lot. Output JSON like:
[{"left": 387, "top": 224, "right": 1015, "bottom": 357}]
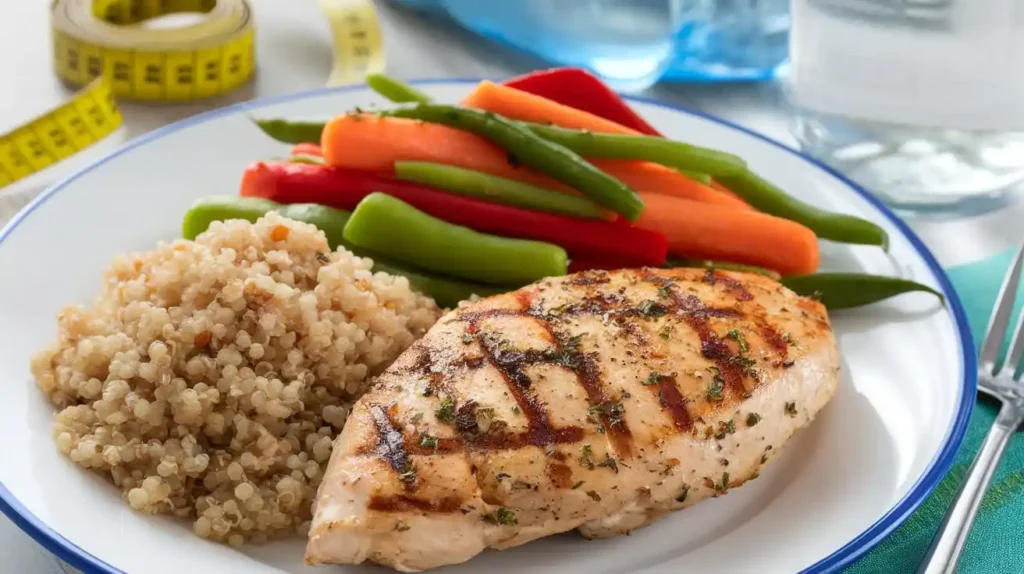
[
  {"left": 240, "top": 161, "right": 667, "bottom": 267},
  {"left": 502, "top": 67, "right": 663, "bottom": 137}
]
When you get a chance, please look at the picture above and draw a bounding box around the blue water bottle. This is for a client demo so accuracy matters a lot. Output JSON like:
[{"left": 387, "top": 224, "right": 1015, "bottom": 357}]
[{"left": 389, "top": 0, "right": 790, "bottom": 90}]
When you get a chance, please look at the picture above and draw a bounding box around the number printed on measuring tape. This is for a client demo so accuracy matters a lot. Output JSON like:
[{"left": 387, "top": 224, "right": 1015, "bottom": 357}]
[{"left": 1, "top": 0, "right": 385, "bottom": 190}]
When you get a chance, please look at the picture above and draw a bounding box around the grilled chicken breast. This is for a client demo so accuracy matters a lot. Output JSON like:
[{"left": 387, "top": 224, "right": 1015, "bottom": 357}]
[{"left": 305, "top": 267, "right": 840, "bottom": 571}]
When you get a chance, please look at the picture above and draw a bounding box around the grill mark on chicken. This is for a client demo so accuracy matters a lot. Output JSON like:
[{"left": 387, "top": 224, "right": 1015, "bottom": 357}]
[
  {"left": 756, "top": 316, "right": 789, "bottom": 357},
  {"left": 369, "top": 404, "right": 415, "bottom": 490},
  {"left": 650, "top": 373, "right": 692, "bottom": 432},
  {"left": 643, "top": 271, "right": 751, "bottom": 397},
  {"left": 533, "top": 320, "right": 635, "bottom": 458},
  {"left": 367, "top": 495, "right": 462, "bottom": 513},
  {"left": 474, "top": 322, "right": 562, "bottom": 447},
  {"left": 703, "top": 269, "right": 754, "bottom": 301}
]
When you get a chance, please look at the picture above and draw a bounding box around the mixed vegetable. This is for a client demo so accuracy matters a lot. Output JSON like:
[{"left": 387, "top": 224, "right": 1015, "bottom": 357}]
[{"left": 183, "top": 67, "right": 942, "bottom": 310}]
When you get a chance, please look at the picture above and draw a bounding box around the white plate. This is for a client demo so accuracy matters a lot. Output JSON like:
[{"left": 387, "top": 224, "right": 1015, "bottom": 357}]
[{"left": 0, "top": 80, "right": 975, "bottom": 574}]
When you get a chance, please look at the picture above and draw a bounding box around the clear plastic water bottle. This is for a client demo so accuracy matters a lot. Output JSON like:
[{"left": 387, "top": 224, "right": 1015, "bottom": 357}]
[
  {"left": 788, "top": 0, "right": 1024, "bottom": 214},
  {"left": 390, "top": 0, "right": 791, "bottom": 90}
]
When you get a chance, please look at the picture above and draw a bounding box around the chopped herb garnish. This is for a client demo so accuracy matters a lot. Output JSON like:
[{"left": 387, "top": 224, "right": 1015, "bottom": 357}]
[
  {"left": 746, "top": 413, "right": 761, "bottom": 427},
  {"left": 394, "top": 521, "right": 411, "bottom": 532},
  {"left": 494, "top": 507, "right": 517, "bottom": 525},
  {"left": 419, "top": 434, "right": 439, "bottom": 449},
  {"left": 435, "top": 396, "right": 456, "bottom": 423},
  {"left": 640, "top": 300, "right": 668, "bottom": 318},
  {"left": 716, "top": 472, "right": 730, "bottom": 491},
  {"left": 511, "top": 405, "right": 520, "bottom": 415},
  {"left": 658, "top": 325, "right": 674, "bottom": 340},
  {"left": 580, "top": 444, "right": 595, "bottom": 470},
  {"left": 422, "top": 387, "right": 433, "bottom": 397},
  {"left": 727, "top": 330, "right": 748, "bottom": 353},
  {"left": 643, "top": 371, "right": 662, "bottom": 386},
  {"left": 475, "top": 407, "right": 505, "bottom": 433},
  {"left": 588, "top": 401, "right": 625, "bottom": 427},
  {"left": 586, "top": 490, "right": 602, "bottom": 502},
  {"left": 761, "top": 454, "right": 769, "bottom": 464},
  {"left": 783, "top": 333, "right": 796, "bottom": 346},
  {"left": 714, "top": 420, "right": 736, "bottom": 440},
  {"left": 706, "top": 369, "right": 725, "bottom": 402},
  {"left": 597, "top": 456, "right": 619, "bottom": 473},
  {"left": 785, "top": 402, "right": 797, "bottom": 416},
  {"left": 461, "top": 333, "right": 473, "bottom": 344},
  {"left": 410, "top": 412, "right": 424, "bottom": 423},
  {"left": 545, "top": 446, "right": 556, "bottom": 458},
  {"left": 658, "top": 284, "right": 672, "bottom": 298},
  {"left": 572, "top": 481, "right": 585, "bottom": 489},
  {"left": 398, "top": 463, "right": 416, "bottom": 486},
  {"left": 596, "top": 425, "right": 606, "bottom": 434},
  {"left": 675, "top": 484, "right": 690, "bottom": 503}
]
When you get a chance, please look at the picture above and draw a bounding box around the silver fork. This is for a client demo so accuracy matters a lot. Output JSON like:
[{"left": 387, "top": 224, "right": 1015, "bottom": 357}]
[{"left": 918, "top": 244, "right": 1024, "bottom": 574}]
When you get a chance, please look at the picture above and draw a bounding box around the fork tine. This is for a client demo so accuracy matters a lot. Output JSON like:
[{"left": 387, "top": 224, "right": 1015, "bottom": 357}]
[
  {"left": 1005, "top": 305, "right": 1024, "bottom": 380},
  {"left": 980, "top": 243, "right": 1024, "bottom": 375}
]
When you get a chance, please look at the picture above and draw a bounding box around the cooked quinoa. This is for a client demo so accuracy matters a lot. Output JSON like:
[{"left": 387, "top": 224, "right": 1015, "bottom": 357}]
[{"left": 30, "top": 212, "right": 442, "bottom": 546}]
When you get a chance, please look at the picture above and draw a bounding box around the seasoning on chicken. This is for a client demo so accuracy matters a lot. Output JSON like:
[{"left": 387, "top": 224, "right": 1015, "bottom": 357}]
[{"left": 305, "top": 267, "right": 840, "bottom": 572}]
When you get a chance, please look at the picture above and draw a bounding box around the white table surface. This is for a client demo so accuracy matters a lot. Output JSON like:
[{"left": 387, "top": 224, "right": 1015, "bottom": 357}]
[{"left": 1, "top": 1, "right": 1021, "bottom": 572}]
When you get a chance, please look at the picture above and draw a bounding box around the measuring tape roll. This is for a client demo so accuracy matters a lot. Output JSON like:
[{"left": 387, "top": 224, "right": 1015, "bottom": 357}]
[
  {"left": 52, "top": 0, "right": 256, "bottom": 101},
  {"left": 0, "top": 0, "right": 384, "bottom": 190}
]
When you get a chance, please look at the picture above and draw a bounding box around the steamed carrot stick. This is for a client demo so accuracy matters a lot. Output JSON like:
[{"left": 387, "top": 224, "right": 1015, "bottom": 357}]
[
  {"left": 321, "top": 114, "right": 747, "bottom": 210},
  {"left": 593, "top": 160, "right": 751, "bottom": 209},
  {"left": 462, "top": 80, "right": 642, "bottom": 135},
  {"left": 634, "top": 192, "right": 820, "bottom": 276},
  {"left": 461, "top": 81, "right": 749, "bottom": 209},
  {"left": 710, "top": 178, "right": 749, "bottom": 206},
  {"left": 321, "top": 114, "right": 577, "bottom": 192}
]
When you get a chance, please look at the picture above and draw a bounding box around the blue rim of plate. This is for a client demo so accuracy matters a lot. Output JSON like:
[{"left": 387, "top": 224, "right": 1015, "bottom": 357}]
[{"left": 0, "top": 78, "right": 976, "bottom": 574}]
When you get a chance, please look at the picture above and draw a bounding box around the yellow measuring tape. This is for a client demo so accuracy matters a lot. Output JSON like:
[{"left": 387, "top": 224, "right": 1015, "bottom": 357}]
[{"left": 0, "top": 0, "right": 384, "bottom": 189}]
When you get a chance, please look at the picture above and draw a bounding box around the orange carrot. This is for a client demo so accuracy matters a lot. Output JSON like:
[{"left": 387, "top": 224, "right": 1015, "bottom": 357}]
[
  {"left": 594, "top": 160, "right": 751, "bottom": 209},
  {"left": 320, "top": 114, "right": 617, "bottom": 219},
  {"left": 462, "top": 81, "right": 749, "bottom": 209},
  {"left": 462, "top": 80, "right": 642, "bottom": 135},
  {"left": 635, "top": 192, "right": 820, "bottom": 275},
  {"left": 322, "top": 113, "right": 750, "bottom": 211},
  {"left": 710, "top": 178, "right": 749, "bottom": 207},
  {"left": 322, "top": 114, "right": 572, "bottom": 190}
]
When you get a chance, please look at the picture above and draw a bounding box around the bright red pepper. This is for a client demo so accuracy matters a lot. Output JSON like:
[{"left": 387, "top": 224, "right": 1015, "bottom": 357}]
[
  {"left": 240, "top": 161, "right": 667, "bottom": 267},
  {"left": 502, "top": 67, "right": 663, "bottom": 137}
]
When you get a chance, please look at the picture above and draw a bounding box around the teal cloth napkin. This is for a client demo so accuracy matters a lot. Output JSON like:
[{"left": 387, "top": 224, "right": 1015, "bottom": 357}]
[{"left": 847, "top": 247, "right": 1024, "bottom": 574}]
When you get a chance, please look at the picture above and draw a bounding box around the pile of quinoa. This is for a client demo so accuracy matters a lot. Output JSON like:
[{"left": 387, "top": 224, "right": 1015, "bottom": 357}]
[{"left": 30, "top": 212, "right": 442, "bottom": 546}]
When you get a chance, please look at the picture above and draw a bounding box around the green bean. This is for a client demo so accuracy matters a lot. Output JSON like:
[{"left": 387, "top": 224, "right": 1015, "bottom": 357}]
[
  {"left": 364, "top": 73, "right": 432, "bottom": 103},
  {"left": 714, "top": 170, "right": 890, "bottom": 249},
  {"left": 525, "top": 123, "right": 746, "bottom": 177},
  {"left": 679, "top": 170, "right": 712, "bottom": 184},
  {"left": 343, "top": 192, "right": 568, "bottom": 285},
  {"left": 274, "top": 203, "right": 356, "bottom": 250},
  {"left": 393, "top": 160, "right": 607, "bottom": 219},
  {"left": 369, "top": 260, "right": 509, "bottom": 308},
  {"left": 181, "top": 196, "right": 513, "bottom": 308},
  {"left": 182, "top": 196, "right": 281, "bottom": 240},
  {"left": 780, "top": 272, "right": 944, "bottom": 310},
  {"left": 380, "top": 103, "right": 645, "bottom": 221},
  {"left": 252, "top": 118, "right": 325, "bottom": 145}
]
